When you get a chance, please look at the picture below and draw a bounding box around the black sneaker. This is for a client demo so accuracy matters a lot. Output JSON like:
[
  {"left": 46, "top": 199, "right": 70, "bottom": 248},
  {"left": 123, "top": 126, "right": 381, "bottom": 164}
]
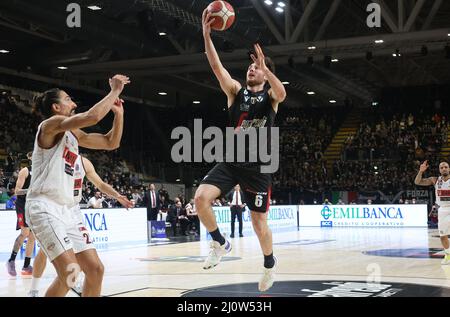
[
  {"left": 230, "top": 234, "right": 235, "bottom": 238},
  {"left": 239, "top": 234, "right": 244, "bottom": 237}
]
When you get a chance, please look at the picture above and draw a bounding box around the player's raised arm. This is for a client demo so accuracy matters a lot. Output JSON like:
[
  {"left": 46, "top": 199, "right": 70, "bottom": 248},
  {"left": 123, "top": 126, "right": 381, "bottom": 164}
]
[
  {"left": 414, "top": 160, "right": 437, "bottom": 186},
  {"left": 38, "top": 75, "right": 130, "bottom": 136},
  {"left": 202, "top": 9, "right": 241, "bottom": 104}
]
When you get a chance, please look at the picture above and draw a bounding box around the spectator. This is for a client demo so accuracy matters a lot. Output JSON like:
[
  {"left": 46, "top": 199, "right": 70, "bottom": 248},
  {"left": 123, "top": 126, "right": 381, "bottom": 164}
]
[
  {"left": 428, "top": 205, "right": 438, "bottom": 228},
  {"left": 87, "top": 191, "right": 104, "bottom": 209},
  {"left": 132, "top": 189, "right": 143, "bottom": 207},
  {"left": 186, "top": 198, "right": 199, "bottom": 235},
  {"left": 144, "top": 183, "right": 160, "bottom": 221},
  {"left": 228, "top": 185, "right": 245, "bottom": 238}
]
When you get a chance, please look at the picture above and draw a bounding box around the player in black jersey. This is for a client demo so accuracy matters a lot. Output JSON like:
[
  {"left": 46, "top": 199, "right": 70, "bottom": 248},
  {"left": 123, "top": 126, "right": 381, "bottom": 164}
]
[
  {"left": 5, "top": 152, "right": 36, "bottom": 277},
  {"left": 196, "top": 9, "right": 286, "bottom": 292}
]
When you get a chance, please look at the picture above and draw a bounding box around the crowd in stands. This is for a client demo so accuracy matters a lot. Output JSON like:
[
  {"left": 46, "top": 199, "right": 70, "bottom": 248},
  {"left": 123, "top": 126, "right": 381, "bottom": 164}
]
[{"left": 273, "top": 105, "right": 449, "bottom": 194}]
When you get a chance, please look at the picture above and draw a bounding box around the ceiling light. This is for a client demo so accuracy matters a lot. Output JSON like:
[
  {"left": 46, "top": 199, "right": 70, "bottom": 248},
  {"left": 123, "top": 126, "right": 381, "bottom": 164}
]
[
  {"left": 375, "top": 40, "right": 384, "bottom": 44},
  {"left": 158, "top": 92, "right": 168, "bottom": 96},
  {"left": 331, "top": 58, "right": 339, "bottom": 62},
  {"left": 308, "top": 46, "right": 316, "bottom": 50},
  {"left": 264, "top": 0, "right": 273, "bottom": 5},
  {"left": 329, "top": 100, "right": 336, "bottom": 103},
  {"left": 57, "top": 66, "right": 68, "bottom": 70},
  {"left": 0, "top": 50, "right": 10, "bottom": 54},
  {"left": 281, "top": 81, "right": 290, "bottom": 85},
  {"left": 275, "top": 7, "right": 284, "bottom": 13},
  {"left": 277, "top": 2, "right": 286, "bottom": 7},
  {"left": 193, "top": 101, "right": 201, "bottom": 104},
  {"left": 159, "top": 32, "right": 167, "bottom": 36},
  {"left": 307, "top": 91, "right": 315, "bottom": 95}
]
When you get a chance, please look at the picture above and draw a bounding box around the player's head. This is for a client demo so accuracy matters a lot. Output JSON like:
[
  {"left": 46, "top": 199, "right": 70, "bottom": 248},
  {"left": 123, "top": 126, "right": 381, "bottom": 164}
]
[
  {"left": 246, "top": 56, "right": 275, "bottom": 87},
  {"left": 234, "top": 184, "right": 240, "bottom": 191},
  {"left": 176, "top": 201, "right": 182, "bottom": 208},
  {"left": 33, "top": 89, "right": 77, "bottom": 118},
  {"left": 440, "top": 161, "right": 449, "bottom": 177},
  {"left": 149, "top": 183, "right": 155, "bottom": 191}
]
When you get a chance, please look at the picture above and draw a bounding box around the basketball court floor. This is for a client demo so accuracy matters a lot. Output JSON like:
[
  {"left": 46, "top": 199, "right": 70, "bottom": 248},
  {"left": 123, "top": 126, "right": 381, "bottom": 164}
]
[{"left": 1, "top": 227, "right": 450, "bottom": 297}]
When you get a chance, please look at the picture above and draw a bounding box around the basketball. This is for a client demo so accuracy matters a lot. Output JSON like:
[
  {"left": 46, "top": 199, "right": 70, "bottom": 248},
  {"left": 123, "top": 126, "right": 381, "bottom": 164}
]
[{"left": 207, "top": 1, "right": 235, "bottom": 31}]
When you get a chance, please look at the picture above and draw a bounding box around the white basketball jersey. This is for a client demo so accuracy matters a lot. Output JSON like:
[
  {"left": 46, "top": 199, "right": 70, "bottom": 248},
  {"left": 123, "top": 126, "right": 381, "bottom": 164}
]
[
  {"left": 435, "top": 176, "right": 450, "bottom": 209},
  {"left": 72, "top": 155, "right": 86, "bottom": 206},
  {"left": 27, "top": 123, "right": 80, "bottom": 206}
]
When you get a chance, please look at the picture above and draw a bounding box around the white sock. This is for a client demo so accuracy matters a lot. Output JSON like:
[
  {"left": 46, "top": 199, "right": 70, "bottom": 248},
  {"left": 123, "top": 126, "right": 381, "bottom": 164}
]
[{"left": 30, "top": 278, "right": 41, "bottom": 291}]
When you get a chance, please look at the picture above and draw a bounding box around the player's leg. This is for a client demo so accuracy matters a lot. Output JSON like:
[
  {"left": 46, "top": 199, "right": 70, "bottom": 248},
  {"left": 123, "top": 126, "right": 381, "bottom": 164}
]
[
  {"left": 250, "top": 211, "right": 273, "bottom": 262},
  {"left": 21, "top": 228, "right": 35, "bottom": 275},
  {"left": 28, "top": 249, "right": 47, "bottom": 297},
  {"left": 26, "top": 201, "right": 81, "bottom": 297},
  {"left": 195, "top": 184, "right": 222, "bottom": 232},
  {"left": 196, "top": 164, "right": 235, "bottom": 269},
  {"left": 75, "top": 249, "right": 104, "bottom": 297},
  {"left": 46, "top": 250, "right": 81, "bottom": 297},
  {"left": 6, "top": 227, "right": 28, "bottom": 276},
  {"left": 239, "top": 170, "right": 276, "bottom": 291},
  {"left": 439, "top": 211, "right": 450, "bottom": 265},
  {"left": 250, "top": 210, "right": 277, "bottom": 292}
]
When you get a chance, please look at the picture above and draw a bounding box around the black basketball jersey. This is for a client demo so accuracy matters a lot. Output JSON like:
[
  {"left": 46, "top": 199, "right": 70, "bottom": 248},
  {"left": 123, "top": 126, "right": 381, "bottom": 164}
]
[
  {"left": 227, "top": 87, "right": 277, "bottom": 168},
  {"left": 16, "top": 166, "right": 31, "bottom": 204}
]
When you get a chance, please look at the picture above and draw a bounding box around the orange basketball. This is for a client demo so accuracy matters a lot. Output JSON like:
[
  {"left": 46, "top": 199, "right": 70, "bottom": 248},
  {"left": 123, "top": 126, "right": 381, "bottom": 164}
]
[{"left": 207, "top": 1, "right": 235, "bottom": 31}]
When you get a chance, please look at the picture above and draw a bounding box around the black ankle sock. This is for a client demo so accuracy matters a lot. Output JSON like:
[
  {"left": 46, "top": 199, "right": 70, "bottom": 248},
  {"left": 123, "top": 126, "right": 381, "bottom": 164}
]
[
  {"left": 8, "top": 251, "right": 17, "bottom": 263},
  {"left": 209, "top": 229, "right": 225, "bottom": 245},
  {"left": 23, "top": 257, "right": 31, "bottom": 268},
  {"left": 264, "top": 253, "right": 275, "bottom": 269}
]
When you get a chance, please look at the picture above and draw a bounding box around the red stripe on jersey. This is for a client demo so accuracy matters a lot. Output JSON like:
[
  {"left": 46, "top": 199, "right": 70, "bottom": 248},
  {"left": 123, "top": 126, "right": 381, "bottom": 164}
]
[
  {"left": 63, "top": 147, "right": 78, "bottom": 167},
  {"left": 74, "top": 179, "right": 82, "bottom": 189},
  {"left": 266, "top": 186, "right": 272, "bottom": 213},
  {"left": 438, "top": 189, "right": 450, "bottom": 197},
  {"left": 235, "top": 113, "right": 249, "bottom": 132}
]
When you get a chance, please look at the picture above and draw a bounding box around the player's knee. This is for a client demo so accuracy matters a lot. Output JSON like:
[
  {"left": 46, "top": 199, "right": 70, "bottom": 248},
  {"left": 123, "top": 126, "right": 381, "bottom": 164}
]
[
  {"left": 194, "top": 192, "right": 210, "bottom": 211},
  {"left": 85, "top": 260, "right": 104, "bottom": 279},
  {"left": 96, "top": 261, "right": 105, "bottom": 277}
]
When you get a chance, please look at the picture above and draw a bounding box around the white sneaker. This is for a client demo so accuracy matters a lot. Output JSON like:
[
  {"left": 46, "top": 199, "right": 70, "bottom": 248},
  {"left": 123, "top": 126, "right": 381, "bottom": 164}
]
[
  {"left": 203, "top": 238, "right": 232, "bottom": 270},
  {"left": 27, "top": 290, "right": 39, "bottom": 297},
  {"left": 258, "top": 256, "right": 278, "bottom": 292},
  {"left": 442, "top": 254, "right": 450, "bottom": 265}
]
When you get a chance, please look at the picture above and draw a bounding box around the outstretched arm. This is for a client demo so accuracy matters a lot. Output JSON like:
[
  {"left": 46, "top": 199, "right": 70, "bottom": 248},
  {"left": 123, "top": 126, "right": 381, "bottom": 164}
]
[
  {"left": 83, "top": 157, "right": 134, "bottom": 209},
  {"left": 42, "top": 75, "right": 130, "bottom": 136},
  {"left": 202, "top": 9, "right": 241, "bottom": 105}
]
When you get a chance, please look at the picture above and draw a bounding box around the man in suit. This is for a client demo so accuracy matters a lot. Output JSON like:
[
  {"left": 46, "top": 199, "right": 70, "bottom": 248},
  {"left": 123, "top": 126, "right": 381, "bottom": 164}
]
[
  {"left": 228, "top": 184, "right": 245, "bottom": 238},
  {"left": 167, "top": 201, "right": 189, "bottom": 236},
  {"left": 143, "top": 183, "right": 160, "bottom": 221}
]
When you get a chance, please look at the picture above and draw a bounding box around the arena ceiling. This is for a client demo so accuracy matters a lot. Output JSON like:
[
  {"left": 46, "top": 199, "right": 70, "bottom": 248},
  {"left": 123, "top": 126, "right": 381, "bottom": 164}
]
[{"left": 0, "top": 0, "right": 449, "bottom": 108}]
